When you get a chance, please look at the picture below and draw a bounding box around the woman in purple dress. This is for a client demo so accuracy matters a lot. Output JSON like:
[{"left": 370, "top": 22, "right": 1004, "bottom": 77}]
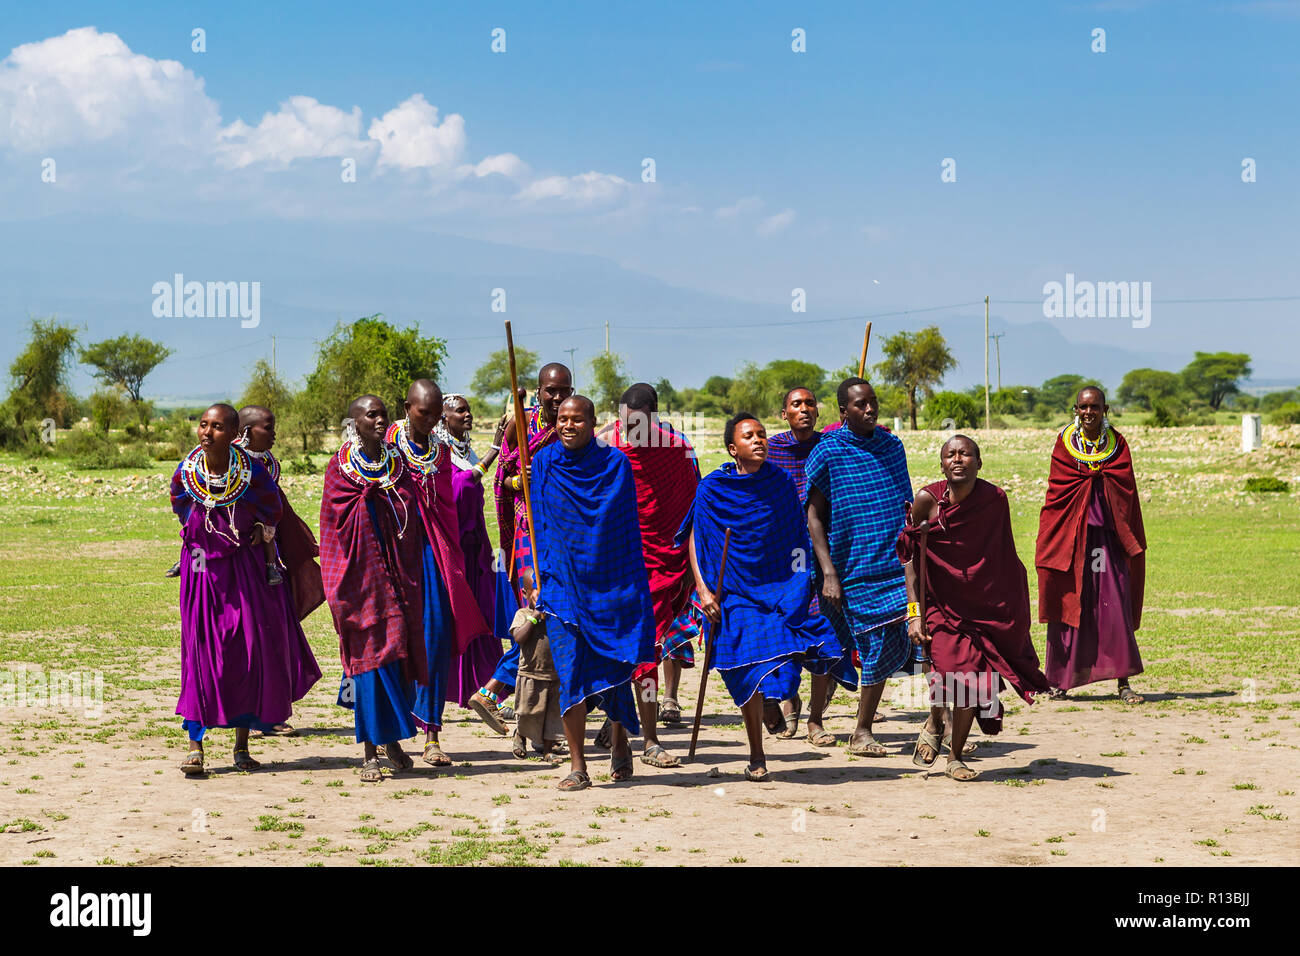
[{"left": 171, "top": 403, "right": 308, "bottom": 775}]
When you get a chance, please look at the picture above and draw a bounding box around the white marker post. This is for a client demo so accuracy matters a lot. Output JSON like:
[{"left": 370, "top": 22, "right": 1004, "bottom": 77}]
[{"left": 1242, "top": 414, "right": 1262, "bottom": 453}]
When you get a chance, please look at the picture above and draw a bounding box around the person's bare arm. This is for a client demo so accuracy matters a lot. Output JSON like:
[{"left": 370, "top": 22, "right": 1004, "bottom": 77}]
[
  {"left": 903, "top": 490, "right": 936, "bottom": 645},
  {"left": 806, "top": 485, "right": 841, "bottom": 613},
  {"left": 688, "top": 529, "right": 720, "bottom": 624}
]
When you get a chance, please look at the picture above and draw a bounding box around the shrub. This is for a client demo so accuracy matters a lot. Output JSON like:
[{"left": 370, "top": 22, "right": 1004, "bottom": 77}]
[
  {"left": 286, "top": 455, "right": 320, "bottom": 476},
  {"left": 1244, "top": 476, "right": 1289, "bottom": 493},
  {"left": 1267, "top": 403, "right": 1300, "bottom": 425},
  {"left": 1149, "top": 399, "right": 1187, "bottom": 428},
  {"left": 924, "top": 391, "right": 981, "bottom": 429}
]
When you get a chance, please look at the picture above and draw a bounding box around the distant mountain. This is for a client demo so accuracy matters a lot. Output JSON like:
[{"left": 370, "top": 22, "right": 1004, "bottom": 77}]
[{"left": 2, "top": 213, "right": 1290, "bottom": 400}]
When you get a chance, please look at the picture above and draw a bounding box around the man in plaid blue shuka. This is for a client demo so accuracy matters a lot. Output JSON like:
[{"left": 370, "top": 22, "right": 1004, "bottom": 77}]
[
  {"left": 805, "top": 378, "right": 915, "bottom": 758},
  {"left": 530, "top": 395, "right": 656, "bottom": 792}
]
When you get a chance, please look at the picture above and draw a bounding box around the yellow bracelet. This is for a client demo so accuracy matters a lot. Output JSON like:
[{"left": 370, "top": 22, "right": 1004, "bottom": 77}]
[{"left": 907, "top": 602, "right": 920, "bottom": 619}]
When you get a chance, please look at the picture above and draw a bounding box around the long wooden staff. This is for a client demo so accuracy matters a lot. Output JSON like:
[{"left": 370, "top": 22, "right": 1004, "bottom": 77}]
[
  {"left": 857, "top": 321, "right": 873, "bottom": 378},
  {"left": 916, "top": 519, "right": 931, "bottom": 668},
  {"left": 504, "top": 320, "right": 540, "bottom": 587},
  {"left": 689, "top": 527, "right": 732, "bottom": 761}
]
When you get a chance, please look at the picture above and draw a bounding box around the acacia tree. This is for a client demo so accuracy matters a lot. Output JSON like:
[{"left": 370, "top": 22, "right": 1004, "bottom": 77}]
[
  {"left": 79, "top": 334, "right": 172, "bottom": 431},
  {"left": 875, "top": 326, "right": 958, "bottom": 430},
  {"left": 469, "top": 346, "right": 539, "bottom": 408},
  {"left": 5, "top": 317, "right": 79, "bottom": 429},
  {"left": 1181, "top": 352, "right": 1252, "bottom": 410},
  {"left": 587, "top": 351, "right": 629, "bottom": 414}
]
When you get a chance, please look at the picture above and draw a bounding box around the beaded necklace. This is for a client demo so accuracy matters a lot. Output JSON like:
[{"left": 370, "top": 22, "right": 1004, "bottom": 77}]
[
  {"left": 385, "top": 419, "right": 447, "bottom": 476},
  {"left": 233, "top": 437, "right": 280, "bottom": 483},
  {"left": 1061, "top": 419, "right": 1118, "bottom": 471},
  {"left": 337, "top": 438, "right": 409, "bottom": 537},
  {"left": 179, "top": 443, "right": 253, "bottom": 544}
]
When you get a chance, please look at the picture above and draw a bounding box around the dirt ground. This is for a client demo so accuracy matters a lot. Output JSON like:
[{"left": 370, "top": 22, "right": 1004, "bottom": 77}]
[{"left": 3, "top": 659, "right": 1295, "bottom": 867}]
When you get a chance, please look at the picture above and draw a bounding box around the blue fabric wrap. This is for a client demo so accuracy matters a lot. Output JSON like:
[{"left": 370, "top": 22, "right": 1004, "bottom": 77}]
[
  {"left": 533, "top": 438, "right": 655, "bottom": 720},
  {"left": 412, "top": 539, "right": 452, "bottom": 731},
  {"left": 675, "top": 461, "right": 846, "bottom": 706},
  {"left": 489, "top": 565, "right": 520, "bottom": 688},
  {"left": 805, "top": 426, "right": 913, "bottom": 639},
  {"left": 331, "top": 500, "right": 417, "bottom": 745}
]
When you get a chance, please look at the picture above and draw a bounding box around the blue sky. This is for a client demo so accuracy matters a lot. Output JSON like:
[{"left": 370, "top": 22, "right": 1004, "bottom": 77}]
[{"left": 2, "top": 1, "right": 1297, "bottom": 399}]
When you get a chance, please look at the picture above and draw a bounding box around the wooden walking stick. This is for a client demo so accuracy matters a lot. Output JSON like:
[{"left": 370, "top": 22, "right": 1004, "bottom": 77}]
[
  {"left": 688, "top": 527, "right": 732, "bottom": 761},
  {"left": 504, "top": 320, "right": 541, "bottom": 588},
  {"left": 857, "top": 321, "right": 873, "bottom": 378}
]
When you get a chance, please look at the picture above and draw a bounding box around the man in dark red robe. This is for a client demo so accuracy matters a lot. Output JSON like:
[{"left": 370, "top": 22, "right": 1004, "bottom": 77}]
[
  {"left": 599, "top": 382, "right": 699, "bottom": 769},
  {"left": 899, "top": 435, "right": 1048, "bottom": 781},
  {"left": 1035, "top": 386, "right": 1147, "bottom": 703}
]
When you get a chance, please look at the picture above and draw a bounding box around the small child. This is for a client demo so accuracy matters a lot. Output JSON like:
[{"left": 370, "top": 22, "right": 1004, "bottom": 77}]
[{"left": 509, "top": 606, "right": 566, "bottom": 764}]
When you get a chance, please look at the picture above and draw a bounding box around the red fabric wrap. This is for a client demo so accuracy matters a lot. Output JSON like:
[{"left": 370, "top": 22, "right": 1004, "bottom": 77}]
[
  {"left": 275, "top": 490, "right": 325, "bottom": 622},
  {"left": 1034, "top": 431, "right": 1147, "bottom": 629},
  {"left": 405, "top": 457, "right": 492, "bottom": 656},
  {"left": 898, "top": 479, "right": 1048, "bottom": 705},
  {"left": 319, "top": 455, "right": 427, "bottom": 680},
  {"left": 609, "top": 420, "right": 699, "bottom": 641}
]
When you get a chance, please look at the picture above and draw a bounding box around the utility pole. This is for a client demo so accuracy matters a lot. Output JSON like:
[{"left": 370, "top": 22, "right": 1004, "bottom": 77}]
[
  {"left": 983, "top": 296, "right": 991, "bottom": 430},
  {"left": 272, "top": 335, "right": 276, "bottom": 376},
  {"left": 564, "top": 347, "right": 578, "bottom": 390},
  {"left": 604, "top": 322, "right": 610, "bottom": 355},
  {"left": 989, "top": 332, "right": 1004, "bottom": 391}
]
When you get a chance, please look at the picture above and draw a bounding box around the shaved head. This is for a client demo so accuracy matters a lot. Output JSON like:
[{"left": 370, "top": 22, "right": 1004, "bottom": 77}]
[
  {"left": 1076, "top": 385, "right": 1106, "bottom": 406},
  {"left": 407, "top": 378, "right": 442, "bottom": 404},
  {"left": 941, "top": 433, "right": 981, "bottom": 461},
  {"left": 349, "top": 394, "right": 385, "bottom": 418},
  {"left": 205, "top": 403, "right": 239, "bottom": 430},
  {"left": 238, "top": 405, "right": 271, "bottom": 430},
  {"left": 560, "top": 394, "right": 596, "bottom": 420},
  {"left": 538, "top": 362, "right": 572, "bottom": 386}
]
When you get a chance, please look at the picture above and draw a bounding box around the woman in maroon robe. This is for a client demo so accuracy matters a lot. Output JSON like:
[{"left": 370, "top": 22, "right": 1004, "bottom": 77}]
[
  {"left": 1034, "top": 387, "right": 1146, "bottom": 703},
  {"left": 898, "top": 435, "right": 1048, "bottom": 781}
]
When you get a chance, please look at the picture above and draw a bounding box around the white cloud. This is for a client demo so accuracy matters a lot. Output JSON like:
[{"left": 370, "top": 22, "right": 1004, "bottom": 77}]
[
  {"left": 715, "top": 196, "right": 762, "bottom": 219},
  {"left": 217, "top": 96, "right": 369, "bottom": 169},
  {"left": 0, "top": 27, "right": 219, "bottom": 152},
  {"left": 0, "top": 27, "right": 631, "bottom": 213},
  {"left": 368, "top": 94, "right": 466, "bottom": 169},
  {"left": 516, "top": 171, "right": 630, "bottom": 203},
  {"left": 469, "top": 152, "right": 529, "bottom": 179},
  {"left": 757, "top": 208, "right": 796, "bottom": 236}
]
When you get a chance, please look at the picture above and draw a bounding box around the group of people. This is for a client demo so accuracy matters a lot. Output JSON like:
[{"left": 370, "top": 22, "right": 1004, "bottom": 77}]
[{"left": 169, "top": 361, "right": 1148, "bottom": 787}]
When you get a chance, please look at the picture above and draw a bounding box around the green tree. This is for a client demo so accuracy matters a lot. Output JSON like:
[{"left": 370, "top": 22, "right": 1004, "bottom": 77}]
[
  {"left": 1117, "top": 368, "right": 1182, "bottom": 411},
  {"left": 924, "top": 391, "right": 981, "bottom": 429},
  {"left": 1260, "top": 389, "right": 1298, "bottom": 412},
  {"left": 1037, "top": 374, "right": 1092, "bottom": 417},
  {"left": 1181, "top": 352, "right": 1252, "bottom": 411},
  {"left": 5, "top": 317, "right": 79, "bottom": 428},
  {"left": 726, "top": 362, "right": 765, "bottom": 416},
  {"left": 991, "top": 386, "right": 1035, "bottom": 416},
  {"left": 79, "top": 334, "right": 172, "bottom": 406},
  {"left": 587, "top": 351, "right": 630, "bottom": 414},
  {"left": 874, "top": 326, "right": 958, "bottom": 430},
  {"left": 237, "top": 358, "right": 293, "bottom": 413},
  {"left": 755, "top": 359, "right": 827, "bottom": 415},
  {"left": 88, "top": 388, "right": 128, "bottom": 435},
  {"left": 298, "top": 315, "right": 449, "bottom": 432},
  {"left": 470, "top": 346, "right": 540, "bottom": 406},
  {"left": 653, "top": 377, "right": 678, "bottom": 411}
]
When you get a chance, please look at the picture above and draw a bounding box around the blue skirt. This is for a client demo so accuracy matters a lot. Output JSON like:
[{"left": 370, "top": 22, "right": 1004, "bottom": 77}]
[
  {"left": 412, "top": 540, "right": 453, "bottom": 732},
  {"left": 337, "top": 662, "right": 417, "bottom": 746},
  {"left": 547, "top": 616, "right": 641, "bottom": 735},
  {"left": 490, "top": 565, "right": 520, "bottom": 689}
]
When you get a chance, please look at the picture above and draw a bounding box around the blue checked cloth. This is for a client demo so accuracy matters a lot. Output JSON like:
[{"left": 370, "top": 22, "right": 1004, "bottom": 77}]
[{"left": 805, "top": 426, "right": 914, "bottom": 648}]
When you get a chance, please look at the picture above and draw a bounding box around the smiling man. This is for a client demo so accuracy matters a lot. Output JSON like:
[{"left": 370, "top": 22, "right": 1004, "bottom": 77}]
[
  {"left": 528, "top": 394, "right": 656, "bottom": 790},
  {"left": 805, "top": 378, "right": 914, "bottom": 757},
  {"left": 1035, "top": 386, "right": 1147, "bottom": 704},
  {"left": 898, "top": 435, "right": 1049, "bottom": 781}
]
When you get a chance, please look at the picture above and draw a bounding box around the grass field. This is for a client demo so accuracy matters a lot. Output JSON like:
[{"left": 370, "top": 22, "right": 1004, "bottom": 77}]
[{"left": 1, "top": 422, "right": 1297, "bottom": 867}]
